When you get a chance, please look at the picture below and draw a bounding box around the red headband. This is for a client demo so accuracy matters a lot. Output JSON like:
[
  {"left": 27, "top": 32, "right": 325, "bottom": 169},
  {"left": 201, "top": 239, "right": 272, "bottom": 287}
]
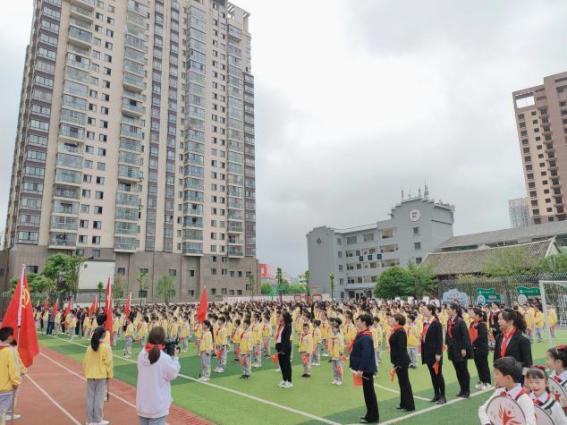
[{"left": 144, "top": 342, "right": 165, "bottom": 352}]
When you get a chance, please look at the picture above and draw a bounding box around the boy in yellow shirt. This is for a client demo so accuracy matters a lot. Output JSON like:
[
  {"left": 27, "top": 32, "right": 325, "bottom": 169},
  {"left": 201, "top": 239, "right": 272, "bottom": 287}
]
[
  {"left": 328, "top": 321, "right": 344, "bottom": 385},
  {"left": 407, "top": 314, "right": 419, "bottom": 368},
  {"left": 239, "top": 319, "right": 253, "bottom": 379},
  {"left": 312, "top": 320, "right": 322, "bottom": 366},
  {"left": 232, "top": 318, "right": 242, "bottom": 361},
  {"left": 199, "top": 320, "right": 214, "bottom": 382},
  {"left": 299, "top": 323, "right": 313, "bottom": 378},
  {"left": 371, "top": 317, "right": 383, "bottom": 366},
  {"left": 261, "top": 314, "right": 272, "bottom": 358},
  {"left": 214, "top": 316, "right": 228, "bottom": 373}
]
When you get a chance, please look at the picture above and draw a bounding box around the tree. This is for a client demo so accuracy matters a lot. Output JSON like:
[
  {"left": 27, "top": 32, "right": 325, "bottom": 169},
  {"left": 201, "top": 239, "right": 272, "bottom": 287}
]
[
  {"left": 538, "top": 252, "right": 567, "bottom": 273},
  {"left": 247, "top": 274, "right": 256, "bottom": 296},
  {"left": 97, "top": 281, "right": 104, "bottom": 303},
  {"left": 156, "top": 275, "right": 176, "bottom": 304},
  {"left": 113, "top": 275, "right": 126, "bottom": 299},
  {"left": 276, "top": 267, "right": 284, "bottom": 302},
  {"left": 483, "top": 246, "right": 540, "bottom": 277},
  {"left": 6, "top": 273, "right": 54, "bottom": 301},
  {"left": 260, "top": 283, "right": 272, "bottom": 295},
  {"left": 136, "top": 269, "right": 149, "bottom": 298},
  {"left": 42, "top": 253, "right": 86, "bottom": 296},
  {"left": 329, "top": 273, "right": 335, "bottom": 301},
  {"left": 285, "top": 284, "right": 307, "bottom": 294},
  {"left": 374, "top": 267, "right": 414, "bottom": 299},
  {"left": 407, "top": 263, "right": 438, "bottom": 297},
  {"left": 304, "top": 270, "right": 311, "bottom": 297}
]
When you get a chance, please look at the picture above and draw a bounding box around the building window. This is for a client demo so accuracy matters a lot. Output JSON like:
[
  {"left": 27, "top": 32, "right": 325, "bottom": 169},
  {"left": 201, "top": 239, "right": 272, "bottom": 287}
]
[
  {"left": 346, "top": 236, "right": 357, "bottom": 245},
  {"left": 169, "top": 269, "right": 176, "bottom": 276},
  {"left": 413, "top": 227, "right": 420, "bottom": 235},
  {"left": 416, "top": 257, "right": 422, "bottom": 264},
  {"left": 414, "top": 242, "right": 421, "bottom": 250},
  {"left": 117, "top": 267, "right": 126, "bottom": 275},
  {"left": 211, "top": 268, "right": 217, "bottom": 275},
  {"left": 188, "top": 289, "right": 195, "bottom": 297}
]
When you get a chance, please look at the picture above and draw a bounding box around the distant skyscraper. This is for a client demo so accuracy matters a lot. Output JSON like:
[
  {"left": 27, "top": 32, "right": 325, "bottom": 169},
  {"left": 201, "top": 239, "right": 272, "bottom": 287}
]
[
  {"left": 513, "top": 71, "right": 567, "bottom": 224},
  {"left": 508, "top": 197, "right": 530, "bottom": 228},
  {"left": 2, "top": 0, "right": 257, "bottom": 300}
]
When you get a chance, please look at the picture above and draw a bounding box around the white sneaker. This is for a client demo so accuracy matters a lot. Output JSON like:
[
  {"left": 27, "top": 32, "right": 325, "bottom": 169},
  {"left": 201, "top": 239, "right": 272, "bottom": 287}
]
[
  {"left": 278, "top": 380, "right": 286, "bottom": 387},
  {"left": 100, "top": 421, "right": 110, "bottom": 425},
  {"left": 482, "top": 384, "right": 493, "bottom": 391},
  {"left": 336, "top": 381, "right": 343, "bottom": 386},
  {"left": 275, "top": 368, "right": 281, "bottom": 372},
  {"left": 331, "top": 380, "right": 337, "bottom": 385},
  {"left": 285, "top": 381, "right": 293, "bottom": 388},
  {"left": 475, "top": 383, "right": 483, "bottom": 390}
]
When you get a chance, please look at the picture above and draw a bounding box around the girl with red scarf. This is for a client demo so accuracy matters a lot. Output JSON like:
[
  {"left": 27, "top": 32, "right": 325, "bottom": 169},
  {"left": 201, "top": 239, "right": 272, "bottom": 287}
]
[
  {"left": 469, "top": 308, "right": 491, "bottom": 390},
  {"left": 494, "top": 308, "right": 532, "bottom": 373}
]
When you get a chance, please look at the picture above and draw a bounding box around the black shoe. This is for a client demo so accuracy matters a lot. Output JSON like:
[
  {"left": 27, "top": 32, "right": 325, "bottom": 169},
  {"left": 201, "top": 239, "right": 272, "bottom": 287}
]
[
  {"left": 430, "top": 396, "right": 440, "bottom": 403},
  {"left": 240, "top": 375, "right": 246, "bottom": 379},
  {"left": 396, "top": 406, "right": 404, "bottom": 410},
  {"left": 436, "top": 397, "right": 447, "bottom": 405},
  {"left": 456, "top": 392, "right": 463, "bottom": 397},
  {"left": 460, "top": 392, "right": 470, "bottom": 399},
  {"left": 405, "top": 408, "right": 415, "bottom": 412},
  {"left": 360, "top": 419, "right": 378, "bottom": 424}
]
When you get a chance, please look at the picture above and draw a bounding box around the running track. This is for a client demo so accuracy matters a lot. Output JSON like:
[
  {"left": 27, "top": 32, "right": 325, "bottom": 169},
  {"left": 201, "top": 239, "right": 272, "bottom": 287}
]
[{"left": 17, "top": 346, "right": 212, "bottom": 425}]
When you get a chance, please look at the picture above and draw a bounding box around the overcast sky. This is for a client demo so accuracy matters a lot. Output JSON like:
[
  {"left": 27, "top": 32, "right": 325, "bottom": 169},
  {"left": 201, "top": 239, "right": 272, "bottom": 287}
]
[{"left": 1, "top": 1, "right": 566, "bottom": 276}]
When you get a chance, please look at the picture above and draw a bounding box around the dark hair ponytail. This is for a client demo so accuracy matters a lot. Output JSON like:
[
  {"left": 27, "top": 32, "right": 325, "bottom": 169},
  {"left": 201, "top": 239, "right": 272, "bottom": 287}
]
[
  {"left": 473, "top": 308, "right": 486, "bottom": 322},
  {"left": 91, "top": 326, "right": 106, "bottom": 352},
  {"left": 548, "top": 345, "right": 567, "bottom": 368},
  {"left": 147, "top": 326, "right": 166, "bottom": 364},
  {"left": 500, "top": 308, "right": 527, "bottom": 333},
  {"left": 449, "top": 303, "right": 463, "bottom": 318},
  {"left": 426, "top": 305, "right": 438, "bottom": 319}
]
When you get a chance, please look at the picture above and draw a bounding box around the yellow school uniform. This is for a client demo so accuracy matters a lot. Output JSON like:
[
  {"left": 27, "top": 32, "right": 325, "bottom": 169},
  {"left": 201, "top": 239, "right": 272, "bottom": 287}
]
[
  {"left": 534, "top": 311, "right": 544, "bottom": 328},
  {"left": 371, "top": 325, "right": 383, "bottom": 349},
  {"left": 328, "top": 334, "right": 344, "bottom": 360},
  {"left": 0, "top": 347, "right": 20, "bottom": 393},
  {"left": 200, "top": 331, "right": 213, "bottom": 353},
  {"left": 232, "top": 326, "right": 242, "bottom": 344},
  {"left": 83, "top": 343, "right": 113, "bottom": 379},
  {"left": 239, "top": 329, "right": 253, "bottom": 354},
  {"left": 216, "top": 327, "right": 228, "bottom": 346},
  {"left": 262, "top": 323, "right": 272, "bottom": 338},
  {"left": 124, "top": 323, "right": 134, "bottom": 338},
  {"left": 312, "top": 327, "right": 321, "bottom": 347},
  {"left": 548, "top": 309, "right": 558, "bottom": 327},
  {"left": 299, "top": 332, "right": 313, "bottom": 354},
  {"left": 407, "top": 324, "right": 419, "bottom": 348}
]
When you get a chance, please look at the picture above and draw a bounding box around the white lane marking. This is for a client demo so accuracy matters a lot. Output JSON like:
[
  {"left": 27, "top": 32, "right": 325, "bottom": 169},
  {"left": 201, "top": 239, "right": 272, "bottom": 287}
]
[
  {"left": 379, "top": 388, "right": 492, "bottom": 425},
  {"left": 49, "top": 335, "right": 342, "bottom": 425},
  {"left": 374, "top": 383, "right": 430, "bottom": 401},
  {"left": 39, "top": 351, "right": 137, "bottom": 409},
  {"left": 25, "top": 374, "right": 82, "bottom": 425}
]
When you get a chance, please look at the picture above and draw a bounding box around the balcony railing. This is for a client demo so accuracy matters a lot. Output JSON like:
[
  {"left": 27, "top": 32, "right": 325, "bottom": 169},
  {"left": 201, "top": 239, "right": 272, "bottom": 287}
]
[
  {"left": 70, "top": 4, "right": 93, "bottom": 20},
  {"left": 123, "top": 73, "right": 145, "bottom": 92},
  {"left": 114, "top": 237, "right": 139, "bottom": 252},
  {"left": 68, "top": 26, "right": 92, "bottom": 47}
]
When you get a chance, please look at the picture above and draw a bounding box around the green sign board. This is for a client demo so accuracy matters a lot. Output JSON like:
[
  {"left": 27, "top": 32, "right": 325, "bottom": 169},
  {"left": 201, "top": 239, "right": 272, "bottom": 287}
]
[
  {"left": 515, "top": 286, "right": 541, "bottom": 304},
  {"left": 475, "top": 288, "right": 502, "bottom": 305}
]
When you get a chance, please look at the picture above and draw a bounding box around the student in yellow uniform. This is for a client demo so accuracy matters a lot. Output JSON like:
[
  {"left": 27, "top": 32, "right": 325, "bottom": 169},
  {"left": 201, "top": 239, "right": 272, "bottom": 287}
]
[
  {"left": 261, "top": 314, "right": 272, "bottom": 358},
  {"left": 406, "top": 314, "right": 420, "bottom": 368},
  {"left": 112, "top": 314, "right": 121, "bottom": 347},
  {"left": 329, "top": 321, "right": 345, "bottom": 385},
  {"left": 214, "top": 316, "right": 228, "bottom": 373},
  {"left": 83, "top": 327, "right": 113, "bottom": 425},
  {"left": 320, "top": 314, "right": 330, "bottom": 357},
  {"left": 178, "top": 316, "right": 189, "bottom": 353},
  {"left": 343, "top": 312, "right": 357, "bottom": 354},
  {"left": 533, "top": 307, "right": 544, "bottom": 343},
  {"left": 299, "top": 323, "right": 313, "bottom": 378},
  {"left": 0, "top": 328, "right": 22, "bottom": 422},
  {"left": 138, "top": 316, "right": 149, "bottom": 348},
  {"left": 547, "top": 306, "right": 558, "bottom": 338},
  {"left": 312, "top": 320, "right": 322, "bottom": 366},
  {"left": 232, "top": 319, "right": 242, "bottom": 361},
  {"left": 239, "top": 318, "right": 253, "bottom": 379},
  {"left": 193, "top": 317, "right": 203, "bottom": 352},
  {"left": 199, "top": 320, "right": 213, "bottom": 382},
  {"left": 371, "top": 317, "right": 383, "bottom": 366},
  {"left": 123, "top": 316, "right": 134, "bottom": 358},
  {"left": 251, "top": 314, "right": 262, "bottom": 368}
]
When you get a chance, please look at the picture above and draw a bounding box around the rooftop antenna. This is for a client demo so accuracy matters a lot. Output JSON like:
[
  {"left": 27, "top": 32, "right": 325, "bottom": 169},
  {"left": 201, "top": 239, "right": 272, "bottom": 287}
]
[
  {"left": 418, "top": 187, "right": 422, "bottom": 198},
  {"left": 401, "top": 189, "right": 404, "bottom": 200},
  {"left": 424, "top": 183, "right": 429, "bottom": 199}
]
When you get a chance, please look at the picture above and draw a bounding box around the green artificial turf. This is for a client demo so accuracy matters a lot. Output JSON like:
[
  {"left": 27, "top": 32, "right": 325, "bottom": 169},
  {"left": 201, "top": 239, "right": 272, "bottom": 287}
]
[{"left": 38, "top": 331, "right": 563, "bottom": 425}]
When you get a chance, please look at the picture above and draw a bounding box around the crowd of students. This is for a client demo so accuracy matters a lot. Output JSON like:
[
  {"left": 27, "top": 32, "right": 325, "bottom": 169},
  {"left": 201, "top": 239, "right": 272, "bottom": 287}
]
[{"left": 31, "top": 298, "right": 566, "bottom": 425}]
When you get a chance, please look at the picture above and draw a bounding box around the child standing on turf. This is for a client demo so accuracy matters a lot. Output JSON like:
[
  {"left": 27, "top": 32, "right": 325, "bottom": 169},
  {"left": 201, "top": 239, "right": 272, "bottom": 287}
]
[
  {"left": 406, "top": 314, "right": 419, "bottom": 369},
  {"left": 312, "top": 320, "right": 322, "bottom": 366},
  {"left": 194, "top": 316, "right": 203, "bottom": 353},
  {"left": 214, "top": 317, "right": 227, "bottom": 373},
  {"left": 252, "top": 313, "right": 262, "bottom": 368},
  {"left": 199, "top": 320, "right": 213, "bottom": 382},
  {"left": 525, "top": 367, "right": 567, "bottom": 425},
  {"left": 262, "top": 314, "right": 272, "bottom": 358},
  {"left": 83, "top": 326, "right": 113, "bottom": 425},
  {"left": 232, "top": 318, "right": 241, "bottom": 362},
  {"left": 478, "top": 357, "right": 536, "bottom": 425},
  {"left": 179, "top": 316, "right": 189, "bottom": 353},
  {"left": 239, "top": 319, "right": 253, "bottom": 379},
  {"left": 123, "top": 316, "right": 134, "bottom": 358},
  {"left": 329, "top": 321, "right": 344, "bottom": 385},
  {"left": 371, "top": 317, "right": 383, "bottom": 367},
  {"left": 299, "top": 323, "right": 313, "bottom": 378}
]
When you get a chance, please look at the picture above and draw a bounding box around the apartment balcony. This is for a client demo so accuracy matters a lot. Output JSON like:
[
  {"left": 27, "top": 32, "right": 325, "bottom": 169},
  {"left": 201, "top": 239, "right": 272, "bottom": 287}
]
[
  {"left": 114, "top": 237, "right": 139, "bottom": 252},
  {"left": 228, "top": 245, "right": 244, "bottom": 257},
  {"left": 182, "top": 241, "right": 203, "bottom": 256},
  {"left": 114, "top": 221, "right": 139, "bottom": 236},
  {"left": 55, "top": 168, "right": 82, "bottom": 186},
  {"left": 120, "top": 126, "right": 143, "bottom": 140},
  {"left": 118, "top": 165, "right": 143, "bottom": 182},
  {"left": 119, "top": 138, "right": 143, "bottom": 153},
  {"left": 50, "top": 215, "right": 78, "bottom": 231},
  {"left": 53, "top": 185, "right": 80, "bottom": 200},
  {"left": 70, "top": 4, "right": 94, "bottom": 21},
  {"left": 116, "top": 192, "right": 140, "bottom": 206},
  {"left": 127, "top": 0, "right": 149, "bottom": 17},
  {"left": 68, "top": 26, "right": 92, "bottom": 48},
  {"left": 49, "top": 232, "right": 77, "bottom": 250},
  {"left": 122, "top": 99, "right": 145, "bottom": 117},
  {"left": 115, "top": 207, "right": 139, "bottom": 221},
  {"left": 70, "top": 0, "right": 95, "bottom": 9},
  {"left": 123, "top": 73, "right": 145, "bottom": 92}
]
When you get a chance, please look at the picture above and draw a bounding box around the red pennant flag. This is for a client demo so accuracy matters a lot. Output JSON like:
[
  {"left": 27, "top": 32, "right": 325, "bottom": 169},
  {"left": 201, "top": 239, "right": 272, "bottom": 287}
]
[
  {"left": 88, "top": 295, "right": 98, "bottom": 317},
  {"left": 1, "top": 266, "right": 39, "bottom": 367},
  {"left": 196, "top": 287, "right": 208, "bottom": 323},
  {"left": 53, "top": 297, "right": 59, "bottom": 315},
  {"left": 104, "top": 277, "right": 113, "bottom": 333},
  {"left": 124, "top": 292, "right": 132, "bottom": 318},
  {"left": 43, "top": 296, "right": 49, "bottom": 312},
  {"left": 64, "top": 299, "right": 72, "bottom": 317}
]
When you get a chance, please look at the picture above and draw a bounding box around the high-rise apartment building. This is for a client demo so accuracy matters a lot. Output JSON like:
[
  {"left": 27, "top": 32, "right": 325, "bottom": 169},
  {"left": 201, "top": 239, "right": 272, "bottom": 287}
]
[
  {"left": 513, "top": 71, "right": 567, "bottom": 225},
  {"left": 2, "top": 0, "right": 257, "bottom": 300}
]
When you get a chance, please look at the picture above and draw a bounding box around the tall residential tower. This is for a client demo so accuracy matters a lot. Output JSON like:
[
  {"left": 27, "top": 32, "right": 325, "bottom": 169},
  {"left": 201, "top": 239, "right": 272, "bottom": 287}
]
[
  {"left": 2, "top": 0, "right": 258, "bottom": 300},
  {"left": 513, "top": 71, "right": 567, "bottom": 225}
]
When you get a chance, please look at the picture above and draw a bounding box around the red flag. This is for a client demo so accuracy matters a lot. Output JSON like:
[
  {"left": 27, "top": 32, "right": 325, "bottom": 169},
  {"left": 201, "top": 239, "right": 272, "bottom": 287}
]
[
  {"left": 196, "top": 287, "right": 208, "bottom": 323},
  {"left": 1, "top": 266, "right": 39, "bottom": 367},
  {"left": 43, "top": 297, "right": 49, "bottom": 312},
  {"left": 124, "top": 292, "right": 131, "bottom": 318},
  {"left": 53, "top": 297, "right": 59, "bottom": 315},
  {"left": 64, "top": 299, "right": 72, "bottom": 317},
  {"left": 104, "top": 277, "right": 113, "bottom": 333},
  {"left": 88, "top": 295, "right": 98, "bottom": 317}
]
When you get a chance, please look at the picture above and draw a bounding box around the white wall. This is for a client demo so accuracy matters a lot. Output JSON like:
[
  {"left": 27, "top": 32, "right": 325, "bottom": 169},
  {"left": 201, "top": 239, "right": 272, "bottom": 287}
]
[{"left": 78, "top": 261, "right": 115, "bottom": 290}]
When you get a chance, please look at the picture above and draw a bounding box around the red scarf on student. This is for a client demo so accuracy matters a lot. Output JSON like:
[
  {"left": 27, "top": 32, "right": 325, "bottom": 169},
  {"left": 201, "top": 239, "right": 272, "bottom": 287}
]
[
  {"left": 447, "top": 317, "right": 457, "bottom": 338},
  {"left": 533, "top": 391, "right": 551, "bottom": 406},
  {"left": 390, "top": 324, "right": 404, "bottom": 334},
  {"left": 355, "top": 329, "right": 373, "bottom": 341},
  {"left": 469, "top": 320, "right": 480, "bottom": 344},
  {"left": 421, "top": 318, "right": 436, "bottom": 342},
  {"left": 500, "top": 327, "right": 516, "bottom": 358}
]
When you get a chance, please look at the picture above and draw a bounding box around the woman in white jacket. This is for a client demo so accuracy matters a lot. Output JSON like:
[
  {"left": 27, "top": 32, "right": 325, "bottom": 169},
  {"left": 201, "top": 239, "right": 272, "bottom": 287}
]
[{"left": 136, "top": 326, "right": 180, "bottom": 425}]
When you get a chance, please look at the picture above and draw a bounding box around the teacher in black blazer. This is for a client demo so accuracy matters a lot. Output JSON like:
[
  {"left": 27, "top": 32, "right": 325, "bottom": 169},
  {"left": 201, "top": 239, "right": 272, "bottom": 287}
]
[
  {"left": 494, "top": 308, "right": 532, "bottom": 371},
  {"left": 350, "top": 313, "right": 379, "bottom": 424},
  {"left": 446, "top": 303, "right": 473, "bottom": 398},
  {"left": 389, "top": 313, "right": 415, "bottom": 412},
  {"left": 421, "top": 305, "right": 446, "bottom": 404},
  {"left": 468, "top": 307, "right": 491, "bottom": 390},
  {"left": 275, "top": 311, "right": 293, "bottom": 388}
]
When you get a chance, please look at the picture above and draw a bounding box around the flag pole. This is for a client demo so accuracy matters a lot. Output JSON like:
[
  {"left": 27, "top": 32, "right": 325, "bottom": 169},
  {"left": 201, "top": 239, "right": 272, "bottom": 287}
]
[{"left": 11, "top": 265, "right": 25, "bottom": 425}]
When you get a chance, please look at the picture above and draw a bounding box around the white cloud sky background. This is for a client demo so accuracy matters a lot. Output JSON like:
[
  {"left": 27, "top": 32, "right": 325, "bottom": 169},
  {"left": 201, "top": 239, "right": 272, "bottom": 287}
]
[{"left": 1, "top": 0, "right": 566, "bottom": 276}]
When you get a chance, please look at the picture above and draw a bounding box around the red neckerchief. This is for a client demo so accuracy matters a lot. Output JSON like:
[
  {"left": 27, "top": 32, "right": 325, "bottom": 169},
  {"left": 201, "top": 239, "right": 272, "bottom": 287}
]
[
  {"left": 390, "top": 324, "right": 404, "bottom": 334},
  {"left": 500, "top": 387, "right": 527, "bottom": 401},
  {"left": 447, "top": 317, "right": 456, "bottom": 338},
  {"left": 355, "top": 329, "right": 373, "bottom": 341},
  {"left": 422, "top": 318, "right": 436, "bottom": 341},
  {"left": 533, "top": 391, "right": 551, "bottom": 406},
  {"left": 500, "top": 327, "right": 516, "bottom": 357},
  {"left": 276, "top": 324, "right": 283, "bottom": 341},
  {"left": 552, "top": 375, "right": 562, "bottom": 383},
  {"left": 144, "top": 342, "right": 164, "bottom": 352},
  {"left": 469, "top": 319, "right": 479, "bottom": 344}
]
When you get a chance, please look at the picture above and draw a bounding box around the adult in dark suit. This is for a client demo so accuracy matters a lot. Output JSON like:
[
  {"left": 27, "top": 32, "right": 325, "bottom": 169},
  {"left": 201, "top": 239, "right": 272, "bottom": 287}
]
[
  {"left": 469, "top": 307, "right": 491, "bottom": 389},
  {"left": 389, "top": 313, "right": 415, "bottom": 412},
  {"left": 275, "top": 311, "right": 293, "bottom": 388},
  {"left": 446, "top": 303, "right": 473, "bottom": 398},
  {"left": 488, "top": 303, "right": 501, "bottom": 345},
  {"left": 421, "top": 305, "right": 446, "bottom": 404},
  {"left": 350, "top": 313, "right": 379, "bottom": 424},
  {"left": 493, "top": 308, "right": 532, "bottom": 370}
]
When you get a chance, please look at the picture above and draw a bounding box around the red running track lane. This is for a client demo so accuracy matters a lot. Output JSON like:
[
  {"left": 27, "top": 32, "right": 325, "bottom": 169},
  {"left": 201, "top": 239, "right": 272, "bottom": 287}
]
[{"left": 17, "top": 346, "right": 213, "bottom": 425}]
